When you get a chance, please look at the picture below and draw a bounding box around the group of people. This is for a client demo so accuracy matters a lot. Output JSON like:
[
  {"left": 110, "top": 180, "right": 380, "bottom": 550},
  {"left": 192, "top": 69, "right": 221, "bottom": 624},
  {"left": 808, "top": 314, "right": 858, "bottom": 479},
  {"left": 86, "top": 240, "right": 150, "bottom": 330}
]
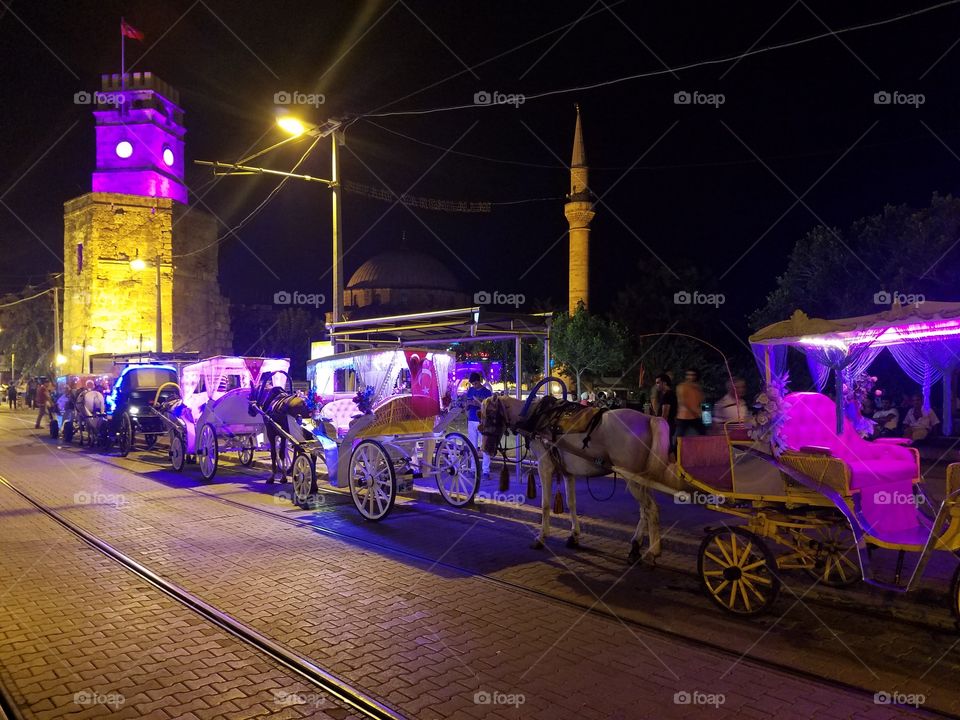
[
  {"left": 866, "top": 392, "right": 940, "bottom": 442},
  {"left": 649, "top": 370, "right": 749, "bottom": 446}
]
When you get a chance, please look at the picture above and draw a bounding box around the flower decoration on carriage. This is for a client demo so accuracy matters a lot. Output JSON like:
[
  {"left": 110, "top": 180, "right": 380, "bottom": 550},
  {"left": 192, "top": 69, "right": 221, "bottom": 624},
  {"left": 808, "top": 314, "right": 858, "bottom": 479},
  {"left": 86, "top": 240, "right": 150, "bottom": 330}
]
[
  {"left": 842, "top": 371, "right": 878, "bottom": 438},
  {"left": 353, "top": 385, "right": 375, "bottom": 414},
  {"left": 750, "top": 372, "right": 789, "bottom": 455}
]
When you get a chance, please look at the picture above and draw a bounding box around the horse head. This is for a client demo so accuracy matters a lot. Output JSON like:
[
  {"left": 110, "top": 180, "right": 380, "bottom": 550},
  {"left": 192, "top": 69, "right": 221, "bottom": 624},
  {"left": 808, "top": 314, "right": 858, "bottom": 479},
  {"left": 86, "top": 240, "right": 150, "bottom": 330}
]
[{"left": 479, "top": 394, "right": 509, "bottom": 455}]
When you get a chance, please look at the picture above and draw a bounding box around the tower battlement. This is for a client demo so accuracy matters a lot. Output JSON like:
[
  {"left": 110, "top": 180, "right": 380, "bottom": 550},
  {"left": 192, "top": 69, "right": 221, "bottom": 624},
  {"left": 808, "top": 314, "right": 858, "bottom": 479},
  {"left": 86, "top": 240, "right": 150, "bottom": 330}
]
[{"left": 100, "top": 72, "right": 180, "bottom": 104}]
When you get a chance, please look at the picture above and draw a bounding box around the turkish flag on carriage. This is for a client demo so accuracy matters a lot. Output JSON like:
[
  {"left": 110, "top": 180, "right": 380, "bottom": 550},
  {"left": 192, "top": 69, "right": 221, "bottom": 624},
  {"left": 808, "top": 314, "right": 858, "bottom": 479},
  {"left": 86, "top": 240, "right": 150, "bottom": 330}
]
[
  {"left": 405, "top": 351, "right": 439, "bottom": 417},
  {"left": 121, "top": 19, "right": 144, "bottom": 40}
]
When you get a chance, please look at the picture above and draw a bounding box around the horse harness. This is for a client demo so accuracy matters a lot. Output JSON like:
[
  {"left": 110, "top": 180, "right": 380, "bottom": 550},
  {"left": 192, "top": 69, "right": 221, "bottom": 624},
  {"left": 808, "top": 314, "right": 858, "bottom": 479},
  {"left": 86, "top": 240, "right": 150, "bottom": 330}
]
[{"left": 512, "top": 396, "right": 613, "bottom": 476}]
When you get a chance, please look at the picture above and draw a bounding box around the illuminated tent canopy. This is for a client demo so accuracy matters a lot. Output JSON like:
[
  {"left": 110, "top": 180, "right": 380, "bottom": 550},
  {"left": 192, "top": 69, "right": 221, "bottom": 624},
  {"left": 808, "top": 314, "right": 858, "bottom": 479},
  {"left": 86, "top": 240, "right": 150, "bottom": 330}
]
[{"left": 749, "top": 302, "right": 960, "bottom": 434}]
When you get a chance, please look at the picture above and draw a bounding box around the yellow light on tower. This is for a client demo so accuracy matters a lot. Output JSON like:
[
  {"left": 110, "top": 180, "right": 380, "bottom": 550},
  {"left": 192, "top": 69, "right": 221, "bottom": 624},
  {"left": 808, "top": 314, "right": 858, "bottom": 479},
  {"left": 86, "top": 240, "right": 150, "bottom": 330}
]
[
  {"left": 55, "top": 354, "right": 67, "bottom": 366},
  {"left": 130, "top": 257, "right": 147, "bottom": 271},
  {"left": 277, "top": 116, "right": 307, "bottom": 137}
]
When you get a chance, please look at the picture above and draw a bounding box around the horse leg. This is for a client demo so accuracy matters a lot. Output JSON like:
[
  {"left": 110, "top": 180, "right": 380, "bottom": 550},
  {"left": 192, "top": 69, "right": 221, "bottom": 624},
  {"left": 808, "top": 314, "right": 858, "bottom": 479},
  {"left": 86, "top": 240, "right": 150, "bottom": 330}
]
[
  {"left": 565, "top": 474, "right": 581, "bottom": 548},
  {"left": 639, "top": 486, "right": 661, "bottom": 562},
  {"left": 533, "top": 454, "right": 553, "bottom": 549},
  {"left": 265, "top": 426, "right": 278, "bottom": 483}
]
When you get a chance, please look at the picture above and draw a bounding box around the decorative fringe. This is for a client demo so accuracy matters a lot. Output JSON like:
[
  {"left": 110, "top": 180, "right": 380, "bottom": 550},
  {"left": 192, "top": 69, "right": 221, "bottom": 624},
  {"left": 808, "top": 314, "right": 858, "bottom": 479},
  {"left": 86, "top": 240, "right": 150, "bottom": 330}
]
[
  {"left": 526, "top": 469, "right": 537, "bottom": 500},
  {"left": 553, "top": 487, "right": 565, "bottom": 514},
  {"left": 499, "top": 464, "right": 510, "bottom": 492}
]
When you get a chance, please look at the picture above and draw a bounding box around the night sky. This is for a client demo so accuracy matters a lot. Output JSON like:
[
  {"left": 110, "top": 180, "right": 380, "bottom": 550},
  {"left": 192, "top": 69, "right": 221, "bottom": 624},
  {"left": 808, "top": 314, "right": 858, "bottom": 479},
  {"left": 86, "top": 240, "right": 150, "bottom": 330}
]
[{"left": 3, "top": 0, "right": 960, "bottom": 342}]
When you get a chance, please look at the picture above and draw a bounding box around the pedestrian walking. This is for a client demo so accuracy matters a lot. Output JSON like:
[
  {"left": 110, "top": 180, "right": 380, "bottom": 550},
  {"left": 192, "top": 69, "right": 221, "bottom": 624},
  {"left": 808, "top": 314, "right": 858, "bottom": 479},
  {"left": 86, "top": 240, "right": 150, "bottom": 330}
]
[
  {"left": 464, "top": 372, "right": 493, "bottom": 480},
  {"left": 675, "top": 368, "right": 706, "bottom": 439},
  {"left": 34, "top": 380, "right": 50, "bottom": 429}
]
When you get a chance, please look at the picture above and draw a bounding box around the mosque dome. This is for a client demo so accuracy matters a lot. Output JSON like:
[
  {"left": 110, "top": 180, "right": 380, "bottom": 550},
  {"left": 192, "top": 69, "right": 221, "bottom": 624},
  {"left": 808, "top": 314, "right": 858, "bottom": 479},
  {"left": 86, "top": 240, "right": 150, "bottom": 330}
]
[{"left": 343, "top": 250, "right": 469, "bottom": 317}]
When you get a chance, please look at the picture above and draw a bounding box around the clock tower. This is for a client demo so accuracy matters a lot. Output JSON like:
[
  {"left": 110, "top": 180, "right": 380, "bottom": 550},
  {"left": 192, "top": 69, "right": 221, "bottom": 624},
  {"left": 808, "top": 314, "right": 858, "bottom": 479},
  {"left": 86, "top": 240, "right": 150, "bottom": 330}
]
[{"left": 62, "top": 73, "right": 231, "bottom": 372}]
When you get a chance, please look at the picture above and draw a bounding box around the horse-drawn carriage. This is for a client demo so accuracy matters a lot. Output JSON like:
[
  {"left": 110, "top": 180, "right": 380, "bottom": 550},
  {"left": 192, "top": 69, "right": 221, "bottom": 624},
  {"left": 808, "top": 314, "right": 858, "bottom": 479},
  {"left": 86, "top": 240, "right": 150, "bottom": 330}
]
[
  {"left": 264, "top": 347, "right": 480, "bottom": 519},
  {"left": 157, "top": 356, "right": 290, "bottom": 480}
]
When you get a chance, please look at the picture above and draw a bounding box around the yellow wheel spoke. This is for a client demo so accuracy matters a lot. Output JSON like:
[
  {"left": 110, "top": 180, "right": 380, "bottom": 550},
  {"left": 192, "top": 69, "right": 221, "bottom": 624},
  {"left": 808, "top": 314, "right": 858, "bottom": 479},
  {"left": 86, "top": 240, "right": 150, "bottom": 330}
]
[
  {"left": 738, "top": 542, "right": 755, "bottom": 567},
  {"left": 710, "top": 579, "right": 730, "bottom": 596},
  {"left": 703, "top": 570, "right": 725, "bottom": 576},
  {"left": 741, "top": 571, "right": 773, "bottom": 586},
  {"left": 729, "top": 533, "right": 738, "bottom": 565},
  {"left": 738, "top": 579, "right": 752, "bottom": 611},
  {"left": 741, "top": 559, "right": 767, "bottom": 572},
  {"left": 714, "top": 537, "right": 734, "bottom": 566},
  {"left": 704, "top": 551, "right": 729, "bottom": 568},
  {"left": 740, "top": 575, "right": 767, "bottom": 603},
  {"left": 728, "top": 580, "right": 738, "bottom": 609}
]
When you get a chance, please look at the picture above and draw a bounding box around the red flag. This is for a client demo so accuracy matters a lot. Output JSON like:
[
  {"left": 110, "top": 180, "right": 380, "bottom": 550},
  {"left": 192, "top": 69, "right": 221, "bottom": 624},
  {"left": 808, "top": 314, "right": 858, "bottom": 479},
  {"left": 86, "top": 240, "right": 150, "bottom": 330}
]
[{"left": 121, "top": 19, "right": 144, "bottom": 41}]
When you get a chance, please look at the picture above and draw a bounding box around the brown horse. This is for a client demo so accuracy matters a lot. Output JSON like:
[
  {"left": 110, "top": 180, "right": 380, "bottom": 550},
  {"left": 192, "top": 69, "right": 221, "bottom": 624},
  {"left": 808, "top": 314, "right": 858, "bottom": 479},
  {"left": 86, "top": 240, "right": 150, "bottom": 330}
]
[{"left": 479, "top": 393, "right": 676, "bottom": 560}]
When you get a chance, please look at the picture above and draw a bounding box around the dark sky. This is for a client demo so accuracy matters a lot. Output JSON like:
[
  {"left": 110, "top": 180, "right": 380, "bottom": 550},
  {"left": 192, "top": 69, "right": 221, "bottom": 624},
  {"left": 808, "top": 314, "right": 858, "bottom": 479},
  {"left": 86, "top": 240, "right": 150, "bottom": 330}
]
[{"left": 3, "top": 0, "right": 960, "bottom": 341}]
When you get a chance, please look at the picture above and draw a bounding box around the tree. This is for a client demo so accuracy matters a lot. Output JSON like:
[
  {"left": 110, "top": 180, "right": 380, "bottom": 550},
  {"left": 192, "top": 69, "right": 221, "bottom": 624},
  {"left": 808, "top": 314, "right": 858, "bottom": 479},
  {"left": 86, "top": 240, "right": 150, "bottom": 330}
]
[
  {"left": 550, "top": 301, "right": 626, "bottom": 396},
  {"left": 751, "top": 193, "right": 960, "bottom": 329},
  {"left": 0, "top": 286, "right": 57, "bottom": 379}
]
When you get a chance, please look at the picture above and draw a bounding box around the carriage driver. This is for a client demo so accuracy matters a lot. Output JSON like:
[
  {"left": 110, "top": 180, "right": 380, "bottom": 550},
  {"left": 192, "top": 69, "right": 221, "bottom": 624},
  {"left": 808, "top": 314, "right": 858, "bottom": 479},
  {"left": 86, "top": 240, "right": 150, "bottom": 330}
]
[{"left": 464, "top": 372, "right": 492, "bottom": 480}]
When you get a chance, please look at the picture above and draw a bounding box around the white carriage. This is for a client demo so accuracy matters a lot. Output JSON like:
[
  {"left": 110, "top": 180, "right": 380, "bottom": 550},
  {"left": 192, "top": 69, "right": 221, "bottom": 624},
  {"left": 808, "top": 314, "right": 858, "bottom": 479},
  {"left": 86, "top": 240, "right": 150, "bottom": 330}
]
[
  {"left": 164, "top": 356, "right": 290, "bottom": 480},
  {"left": 292, "top": 348, "right": 480, "bottom": 519}
]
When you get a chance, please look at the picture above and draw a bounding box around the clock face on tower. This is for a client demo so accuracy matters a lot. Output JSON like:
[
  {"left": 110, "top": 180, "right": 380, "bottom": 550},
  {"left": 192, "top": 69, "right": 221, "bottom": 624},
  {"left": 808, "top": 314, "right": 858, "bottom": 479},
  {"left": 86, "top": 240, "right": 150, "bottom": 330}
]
[{"left": 92, "top": 72, "right": 188, "bottom": 204}]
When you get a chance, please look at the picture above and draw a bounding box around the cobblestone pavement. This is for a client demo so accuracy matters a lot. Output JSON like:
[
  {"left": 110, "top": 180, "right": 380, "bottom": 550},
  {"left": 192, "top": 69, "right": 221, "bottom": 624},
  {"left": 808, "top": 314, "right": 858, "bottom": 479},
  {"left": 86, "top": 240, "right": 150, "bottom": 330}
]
[
  {"left": 0, "top": 407, "right": 953, "bottom": 719},
  {"left": 0, "top": 471, "right": 361, "bottom": 718}
]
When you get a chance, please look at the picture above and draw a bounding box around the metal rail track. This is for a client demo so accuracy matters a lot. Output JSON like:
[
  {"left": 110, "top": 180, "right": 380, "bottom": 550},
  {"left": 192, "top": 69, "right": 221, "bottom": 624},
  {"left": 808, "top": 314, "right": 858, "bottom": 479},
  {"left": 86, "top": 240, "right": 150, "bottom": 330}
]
[{"left": 0, "top": 476, "right": 405, "bottom": 720}]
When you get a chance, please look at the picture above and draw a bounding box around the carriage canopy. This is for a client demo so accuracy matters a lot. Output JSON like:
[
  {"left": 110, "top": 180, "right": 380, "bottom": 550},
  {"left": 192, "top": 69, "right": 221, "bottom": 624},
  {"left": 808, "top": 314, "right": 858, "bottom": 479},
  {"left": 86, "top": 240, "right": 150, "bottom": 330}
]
[{"left": 180, "top": 356, "right": 291, "bottom": 412}]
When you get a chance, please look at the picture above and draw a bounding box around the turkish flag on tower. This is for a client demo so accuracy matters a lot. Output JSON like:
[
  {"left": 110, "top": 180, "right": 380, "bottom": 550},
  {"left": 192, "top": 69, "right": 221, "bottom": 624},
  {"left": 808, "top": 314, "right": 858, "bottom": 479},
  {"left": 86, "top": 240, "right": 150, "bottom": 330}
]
[{"left": 121, "top": 19, "right": 144, "bottom": 41}]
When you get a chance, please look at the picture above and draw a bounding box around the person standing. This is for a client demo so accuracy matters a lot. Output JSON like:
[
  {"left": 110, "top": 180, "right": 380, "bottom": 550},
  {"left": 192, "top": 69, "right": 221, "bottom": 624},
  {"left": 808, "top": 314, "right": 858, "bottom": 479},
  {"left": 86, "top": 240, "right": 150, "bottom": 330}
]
[
  {"left": 34, "top": 380, "right": 50, "bottom": 429},
  {"left": 6, "top": 381, "right": 16, "bottom": 409},
  {"left": 713, "top": 377, "right": 749, "bottom": 425},
  {"left": 652, "top": 374, "right": 677, "bottom": 439},
  {"left": 26, "top": 378, "right": 36, "bottom": 409},
  {"left": 676, "top": 368, "right": 706, "bottom": 438},
  {"left": 464, "top": 372, "right": 493, "bottom": 480}
]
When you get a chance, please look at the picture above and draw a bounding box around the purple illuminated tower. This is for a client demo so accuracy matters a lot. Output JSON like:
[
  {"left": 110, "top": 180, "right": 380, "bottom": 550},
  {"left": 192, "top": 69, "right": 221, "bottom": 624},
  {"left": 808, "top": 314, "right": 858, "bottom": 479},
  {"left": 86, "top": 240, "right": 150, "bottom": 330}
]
[{"left": 91, "top": 72, "right": 188, "bottom": 204}]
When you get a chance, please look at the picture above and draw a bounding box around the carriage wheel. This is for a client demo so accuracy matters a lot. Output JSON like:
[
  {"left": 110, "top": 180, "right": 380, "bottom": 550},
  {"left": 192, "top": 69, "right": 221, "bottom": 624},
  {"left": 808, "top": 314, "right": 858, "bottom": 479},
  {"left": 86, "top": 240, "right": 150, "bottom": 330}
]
[
  {"left": 197, "top": 423, "right": 219, "bottom": 481},
  {"left": 238, "top": 436, "right": 255, "bottom": 467},
  {"left": 433, "top": 432, "right": 480, "bottom": 507},
  {"left": 799, "top": 523, "right": 861, "bottom": 587},
  {"left": 169, "top": 431, "right": 186, "bottom": 472},
  {"left": 274, "top": 435, "right": 295, "bottom": 474},
  {"left": 349, "top": 440, "right": 397, "bottom": 521},
  {"left": 291, "top": 454, "right": 319, "bottom": 508},
  {"left": 698, "top": 527, "right": 780, "bottom": 616},
  {"left": 117, "top": 413, "right": 134, "bottom": 457},
  {"left": 144, "top": 433, "right": 159, "bottom": 451}
]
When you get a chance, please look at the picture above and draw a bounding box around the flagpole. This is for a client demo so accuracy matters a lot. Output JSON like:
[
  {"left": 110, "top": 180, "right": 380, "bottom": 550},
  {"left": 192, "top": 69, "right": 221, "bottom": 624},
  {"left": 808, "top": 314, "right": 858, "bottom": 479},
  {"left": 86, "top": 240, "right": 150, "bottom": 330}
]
[{"left": 121, "top": 17, "right": 125, "bottom": 90}]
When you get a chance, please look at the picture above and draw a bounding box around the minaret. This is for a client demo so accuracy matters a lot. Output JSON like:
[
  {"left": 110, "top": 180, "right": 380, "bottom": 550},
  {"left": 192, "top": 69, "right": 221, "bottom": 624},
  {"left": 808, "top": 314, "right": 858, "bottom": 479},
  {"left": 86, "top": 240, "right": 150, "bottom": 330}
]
[{"left": 565, "top": 104, "right": 595, "bottom": 314}]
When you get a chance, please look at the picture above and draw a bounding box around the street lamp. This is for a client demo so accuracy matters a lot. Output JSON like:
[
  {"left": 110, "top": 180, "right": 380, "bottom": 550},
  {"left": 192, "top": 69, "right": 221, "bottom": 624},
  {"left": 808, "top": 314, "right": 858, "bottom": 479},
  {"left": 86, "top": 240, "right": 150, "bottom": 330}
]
[
  {"left": 130, "top": 252, "right": 163, "bottom": 353},
  {"left": 275, "top": 114, "right": 345, "bottom": 333}
]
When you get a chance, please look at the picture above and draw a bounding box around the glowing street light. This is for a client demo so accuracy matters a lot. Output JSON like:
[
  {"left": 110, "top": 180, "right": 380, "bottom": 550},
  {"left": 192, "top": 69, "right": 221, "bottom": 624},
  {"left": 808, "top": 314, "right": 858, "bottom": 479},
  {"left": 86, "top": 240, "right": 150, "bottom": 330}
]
[
  {"left": 130, "top": 257, "right": 147, "bottom": 271},
  {"left": 55, "top": 354, "right": 67, "bottom": 366},
  {"left": 276, "top": 116, "right": 307, "bottom": 137}
]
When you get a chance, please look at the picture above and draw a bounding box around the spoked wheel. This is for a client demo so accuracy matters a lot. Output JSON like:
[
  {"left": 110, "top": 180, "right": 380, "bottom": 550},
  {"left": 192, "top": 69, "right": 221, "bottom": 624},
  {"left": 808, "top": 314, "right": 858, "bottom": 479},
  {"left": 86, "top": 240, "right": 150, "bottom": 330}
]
[
  {"left": 433, "top": 432, "right": 480, "bottom": 507},
  {"left": 144, "top": 433, "right": 159, "bottom": 450},
  {"left": 197, "top": 423, "right": 219, "bottom": 481},
  {"left": 274, "top": 435, "right": 294, "bottom": 475},
  {"left": 291, "top": 454, "right": 319, "bottom": 508},
  {"left": 238, "top": 435, "right": 255, "bottom": 467},
  {"left": 798, "top": 523, "right": 861, "bottom": 587},
  {"left": 698, "top": 527, "right": 781, "bottom": 616},
  {"left": 117, "top": 413, "right": 134, "bottom": 457},
  {"left": 349, "top": 439, "right": 397, "bottom": 521},
  {"left": 169, "top": 431, "right": 186, "bottom": 472}
]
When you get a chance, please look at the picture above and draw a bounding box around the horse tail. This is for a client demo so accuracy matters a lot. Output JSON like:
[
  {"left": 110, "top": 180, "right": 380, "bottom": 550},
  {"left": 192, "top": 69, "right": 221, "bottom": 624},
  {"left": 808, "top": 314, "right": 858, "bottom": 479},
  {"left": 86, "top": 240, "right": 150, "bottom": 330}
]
[{"left": 643, "top": 415, "right": 670, "bottom": 485}]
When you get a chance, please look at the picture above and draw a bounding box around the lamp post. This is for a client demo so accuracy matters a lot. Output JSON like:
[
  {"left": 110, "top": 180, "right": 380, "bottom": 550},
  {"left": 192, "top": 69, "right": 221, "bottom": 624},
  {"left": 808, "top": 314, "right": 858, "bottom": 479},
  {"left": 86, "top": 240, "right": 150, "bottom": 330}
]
[{"left": 131, "top": 253, "right": 162, "bottom": 353}]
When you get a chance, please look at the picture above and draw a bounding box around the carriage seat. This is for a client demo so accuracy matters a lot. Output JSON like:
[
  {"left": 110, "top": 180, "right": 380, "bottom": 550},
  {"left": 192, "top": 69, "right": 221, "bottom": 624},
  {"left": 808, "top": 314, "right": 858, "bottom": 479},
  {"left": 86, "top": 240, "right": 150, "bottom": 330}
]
[
  {"left": 782, "top": 392, "right": 923, "bottom": 541},
  {"left": 319, "top": 398, "right": 362, "bottom": 437},
  {"left": 676, "top": 435, "right": 734, "bottom": 492}
]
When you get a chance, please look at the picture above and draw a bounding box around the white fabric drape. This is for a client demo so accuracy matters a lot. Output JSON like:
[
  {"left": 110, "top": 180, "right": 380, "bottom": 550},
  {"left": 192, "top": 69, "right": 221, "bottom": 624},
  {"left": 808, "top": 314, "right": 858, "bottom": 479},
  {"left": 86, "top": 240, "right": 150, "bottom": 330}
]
[
  {"left": 432, "top": 353, "right": 453, "bottom": 407},
  {"left": 801, "top": 330, "right": 883, "bottom": 433},
  {"left": 887, "top": 337, "right": 960, "bottom": 410}
]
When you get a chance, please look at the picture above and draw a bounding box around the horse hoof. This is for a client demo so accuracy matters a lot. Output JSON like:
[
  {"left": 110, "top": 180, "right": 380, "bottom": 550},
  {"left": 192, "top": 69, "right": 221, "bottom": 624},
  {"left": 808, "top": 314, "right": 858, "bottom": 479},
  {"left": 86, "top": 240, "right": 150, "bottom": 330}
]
[
  {"left": 531, "top": 540, "right": 545, "bottom": 550},
  {"left": 565, "top": 535, "right": 580, "bottom": 549},
  {"left": 627, "top": 541, "right": 641, "bottom": 563},
  {"left": 642, "top": 551, "right": 660, "bottom": 567},
  {"left": 266, "top": 476, "right": 275, "bottom": 484}
]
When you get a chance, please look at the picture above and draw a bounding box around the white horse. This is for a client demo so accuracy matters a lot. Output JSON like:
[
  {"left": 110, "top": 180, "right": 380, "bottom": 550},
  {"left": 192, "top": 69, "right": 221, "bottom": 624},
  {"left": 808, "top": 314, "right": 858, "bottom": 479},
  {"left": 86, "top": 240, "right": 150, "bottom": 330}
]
[
  {"left": 479, "top": 391, "right": 677, "bottom": 560},
  {"left": 77, "top": 388, "right": 106, "bottom": 446}
]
